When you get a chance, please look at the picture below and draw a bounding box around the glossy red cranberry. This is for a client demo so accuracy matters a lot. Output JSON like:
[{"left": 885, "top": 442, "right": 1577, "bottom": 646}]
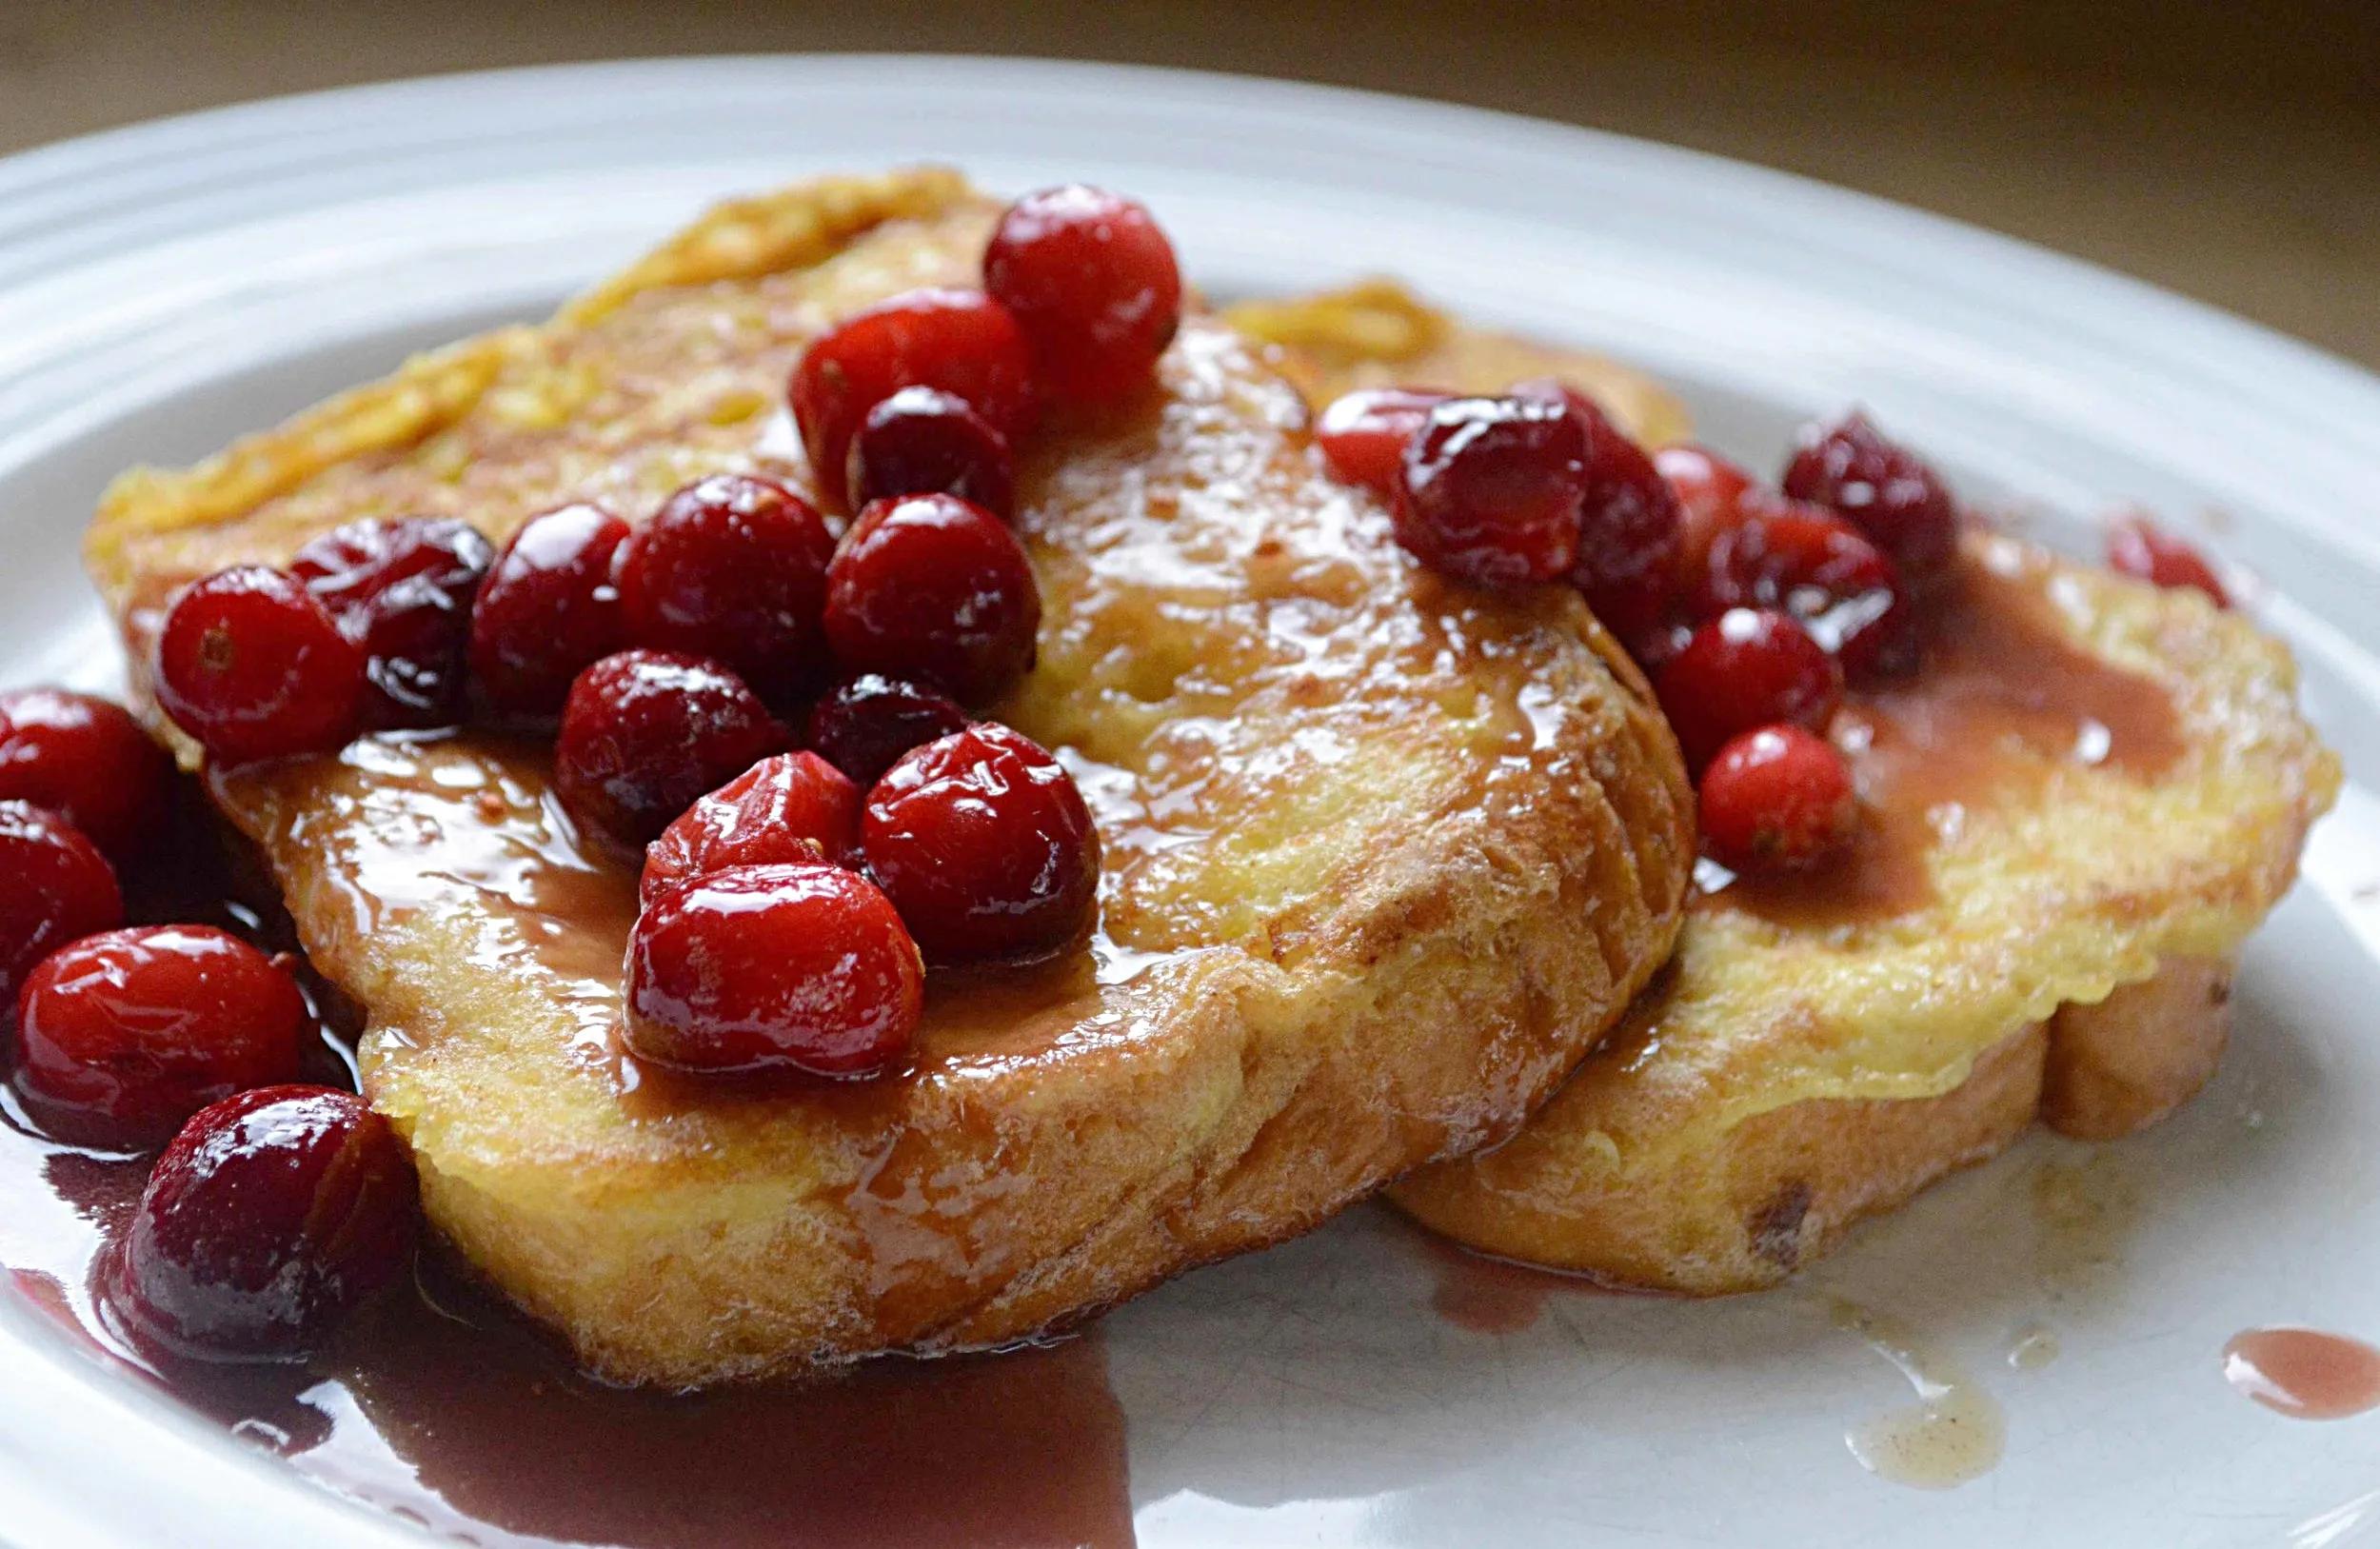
[
  {"left": 1315, "top": 387, "right": 1453, "bottom": 500},
  {"left": 10, "top": 925, "right": 306, "bottom": 1150},
  {"left": 1698, "top": 725, "right": 1857, "bottom": 873},
  {"left": 1396, "top": 396, "right": 1589, "bottom": 587},
  {"left": 616, "top": 474, "right": 836, "bottom": 705},
  {"left": 790, "top": 288, "right": 1039, "bottom": 509},
  {"left": 0, "top": 689, "right": 171, "bottom": 859},
  {"left": 803, "top": 673, "right": 972, "bottom": 786},
  {"left": 290, "top": 516, "right": 493, "bottom": 727},
  {"left": 1782, "top": 412, "right": 1959, "bottom": 582},
  {"left": 862, "top": 723, "right": 1099, "bottom": 963},
  {"left": 153, "top": 566, "right": 366, "bottom": 765},
  {"left": 641, "top": 751, "right": 861, "bottom": 904},
  {"left": 1656, "top": 443, "right": 1768, "bottom": 585},
  {"left": 1656, "top": 608, "right": 1844, "bottom": 771},
  {"left": 983, "top": 186, "right": 1182, "bottom": 405},
  {"left": 1510, "top": 379, "right": 1685, "bottom": 639},
  {"left": 553, "top": 650, "right": 789, "bottom": 855},
  {"left": 846, "top": 387, "right": 1017, "bottom": 520},
  {"left": 105, "top": 1084, "right": 417, "bottom": 1359},
  {"left": 625, "top": 863, "right": 922, "bottom": 1078},
  {"left": 823, "top": 493, "right": 1041, "bottom": 705},
  {"left": 0, "top": 802, "right": 121, "bottom": 1011},
  {"left": 1700, "top": 511, "right": 1915, "bottom": 681},
  {"left": 2107, "top": 515, "right": 2230, "bottom": 606},
  {"left": 467, "top": 503, "right": 631, "bottom": 720}
]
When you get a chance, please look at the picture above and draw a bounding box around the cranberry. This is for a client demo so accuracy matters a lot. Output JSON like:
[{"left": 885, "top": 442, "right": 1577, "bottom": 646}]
[
  {"left": 0, "top": 689, "right": 171, "bottom": 859},
  {"left": 615, "top": 474, "right": 836, "bottom": 705},
  {"left": 625, "top": 863, "right": 922, "bottom": 1078},
  {"left": 862, "top": 723, "right": 1099, "bottom": 963},
  {"left": 290, "top": 517, "right": 493, "bottom": 727},
  {"left": 468, "top": 503, "right": 631, "bottom": 720},
  {"left": 105, "top": 1085, "right": 417, "bottom": 1359},
  {"left": 10, "top": 925, "right": 305, "bottom": 1150},
  {"left": 1698, "top": 725, "right": 1857, "bottom": 873},
  {"left": 153, "top": 566, "right": 366, "bottom": 765},
  {"left": 790, "top": 288, "right": 1038, "bottom": 509},
  {"left": 1315, "top": 387, "right": 1453, "bottom": 500},
  {"left": 554, "top": 650, "right": 789, "bottom": 856},
  {"left": 641, "top": 751, "right": 861, "bottom": 905},
  {"left": 803, "top": 673, "right": 971, "bottom": 786},
  {"left": 823, "top": 494, "right": 1041, "bottom": 705},
  {"left": 1656, "top": 444, "right": 1767, "bottom": 584},
  {"left": 846, "top": 387, "right": 1017, "bottom": 520},
  {"left": 1396, "top": 396, "right": 1589, "bottom": 587},
  {"left": 1656, "top": 608, "right": 1844, "bottom": 771},
  {"left": 983, "top": 185, "right": 1182, "bottom": 405},
  {"left": 1510, "top": 379, "right": 1685, "bottom": 639},
  {"left": 1700, "top": 511, "right": 1915, "bottom": 681},
  {"left": 2107, "top": 515, "right": 2230, "bottom": 606},
  {"left": 1781, "top": 412, "right": 1959, "bottom": 582},
  {"left": 0, "top": 802, "right": 121, "bottom": 1011}
]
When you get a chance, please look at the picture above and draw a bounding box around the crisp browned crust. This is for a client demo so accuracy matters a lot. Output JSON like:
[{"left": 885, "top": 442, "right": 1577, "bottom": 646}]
[{"left": 87, "top": 171, "right": 1694, "bottom": 1383}]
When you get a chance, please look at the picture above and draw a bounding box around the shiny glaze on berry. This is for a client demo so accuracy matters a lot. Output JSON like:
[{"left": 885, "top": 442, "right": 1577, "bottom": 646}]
[
  {"left": 641, "top": 750, "right": 862, "bottom": 904},
  {"left": 1314, "top": 387, "right": 1453, "bottom": 501},
  {"left": 2107, "top": 515, "right": 2230, "bottom": 606},
  {"left": 823, "top": 493, "right": 1042, "bottom": 705},
  {"left": 290, "top": 516, "right": 493, "bottom": 727},
  {"left": 1396, "top": 395, "right": 1588, "bottom": 588},
  {"left": 861, "top": 723, "right": 1099, "bottom": 963},
  {"left": 106, "top": 1083, "right": 419, "bottom": 1360},
  {"left": 1657, "top": 608, "right": 1844, "bottom": 771},
  {"left": 0, "top": 688, "right": 171, "bottom": 859},
  {"left": 154, "top": 566, "right": 367, "bottom": 765},
  {"left": 1697, "top": 724, "right": 1858, "bottom": 874},
  {"left": 790, "top": 288, "right": 1039, "bottom": 509},
  {"left": 617, "top": 474, "right": 837, "bottom": 704},
  {"left": 983, "top": 185, "right": 1183, "bottom": 405},
  {"left": 803, "top": 673, "right": 973, "bottom": 787},
  {"left": 467, "top": 502, "right": 631, "bottom": 720},
  {"left": 553, "top": 650, "right": 789, "bottom": 856},
  {"left": 1700, "top": 510, "right": 1915, "bottom": 681},
  {"left": 1656, "top": 443, "right": 1766, "bottom": 586},
  {"left": 1511, "top": 379, "right": 1684, "bottom": 638},
  {"left": 625, "top": 863, "right": 923, "bottom": 1078},
  {"left": 1781, "top": 412, "right": 1959, "bottom": 583},
  {"left": 0, "top": 800, "right": 122, "bottom": 1009},
  {"left": 847, "top": 387, "right": 1019, "bottom": 521},
  {"left": 10, "top": 924, "right": 306, "bottom": 1150}
]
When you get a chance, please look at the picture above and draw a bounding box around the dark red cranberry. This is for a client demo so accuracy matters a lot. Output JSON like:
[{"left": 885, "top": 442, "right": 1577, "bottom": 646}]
[
  {"left": 1656, "top": 443, "right": 1767, "bottom": 585},
  {"left": 1700, "top": 511, "right": 1915, "bottom": 681},
  {"left": 289, "top": 517, "right": 493, "bottom": 727},
  {"left": 846, "top": 387, "right": 1018, "bottom": 520},
  {"left": 104, "top": 1084, "right": 417, "bottom": 1359},
  {"left": 1698, "top": 725, "right": 1857, "bottom": 873},
  {"left": 553, "top": 650, "right": 789, "bottom": 855},
  {"left": 803, "top": 673, "right": 971, "bottom": 786},
  {"left": 468, "top": 503, "right": 631, "bottom": 720},
  {"left": 983, "top": 185, "right": 1183, "bottom": 406},
  {"left": 0, "top": 802, "right": 121, "bottom": 1011},
  {"left": 1314, "top": 387, "right": 1453, "bottom": 500},
  {"left": 625, "top": 863, "right": 922, "bottom": 1078},
  {"left": 616, "top": 474, "right": 837, "bottom": 705},
  {"left": 0, "top": 689, "right": 171, "bottom": 859},
  {"left": 862, "top": 723, "right": 1099, "bottom": 963},
  {"left": 1396, "top": 396, "right": 1588, "bottom": 587},
  {"left": 1656, "top": 608, "right": 1844, "bottom": 771},
  {"left": 2107, "top": 515, "right": 2230, "bottom": 606},
  {"left": 790, "top": 288, "right": 1039, "bottom": 509},
  {"left": 1510, "top": 379, "right": 1685, "bottom": 640},
  {"left": 823, "top": 494, "right": 1041, "bottom": 705},
  {"left": 153, "top": 566, "right": 366, "bottom": 765},
  {"left": 641, "top": 751, "right": 861, "bottom": 904},
  {"left": 10, "top": 925, "right": 306, "bottom": 1150},
  {"left": 1782, "top": 412, "right": 1959, "bottom": 582}
]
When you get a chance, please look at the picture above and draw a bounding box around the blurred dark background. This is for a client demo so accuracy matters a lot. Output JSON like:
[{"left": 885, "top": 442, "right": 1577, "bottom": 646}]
[{"left": 4, "top": 0, "right": 2372, "bottom": 365}]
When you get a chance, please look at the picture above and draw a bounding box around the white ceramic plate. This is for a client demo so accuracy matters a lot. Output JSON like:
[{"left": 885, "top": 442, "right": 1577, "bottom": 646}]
[{"left": 1, "top": 55, "right": 2375, "bottom": 1549}]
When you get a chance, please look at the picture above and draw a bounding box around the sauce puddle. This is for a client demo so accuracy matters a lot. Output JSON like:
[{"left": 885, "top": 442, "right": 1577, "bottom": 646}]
[
  {"left": 1831, "top": 1301, "right": 2006, "bottom": 1490},
  {"left": 1399, "top": 1217, "right": 1633, "bottom": 1335},
  {"left": 2222, "top": 1327, "right": 2380, "bottom": 1420}
]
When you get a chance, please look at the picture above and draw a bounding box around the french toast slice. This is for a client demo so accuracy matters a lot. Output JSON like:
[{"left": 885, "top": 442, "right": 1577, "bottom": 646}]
[
  {"left": 83, "top": 172, "right": 1695, "bottom": 1382},
  {"left": 1238, "top": 284, "right": 2340, "bottom": 1292}
]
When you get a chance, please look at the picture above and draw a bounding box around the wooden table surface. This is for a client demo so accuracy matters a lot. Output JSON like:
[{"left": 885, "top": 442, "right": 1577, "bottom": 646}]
[{"left": 3, "top": 0, "right": 2372, "bottom": 367}]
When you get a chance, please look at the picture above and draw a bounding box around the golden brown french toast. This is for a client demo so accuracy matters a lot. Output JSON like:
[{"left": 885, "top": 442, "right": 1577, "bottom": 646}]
[
  {"left": 84, "top": 172, "right": 1694, "bottom": 1382},
  {"left": 1240, "top": 284, "right": 2339, "bottom": 1293}
]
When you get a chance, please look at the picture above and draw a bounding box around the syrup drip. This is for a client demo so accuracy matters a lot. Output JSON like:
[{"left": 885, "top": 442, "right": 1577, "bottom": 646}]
[
  {"left": 2222, "top": 1327, "right": 2380, "bottom": 1420},
  {"left": 1400, "top": 1217, "right": 1623, "bottom": 1334},
  {"left": 1832, "top": 1300, "right": 2007, "bottom": 1490}
]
